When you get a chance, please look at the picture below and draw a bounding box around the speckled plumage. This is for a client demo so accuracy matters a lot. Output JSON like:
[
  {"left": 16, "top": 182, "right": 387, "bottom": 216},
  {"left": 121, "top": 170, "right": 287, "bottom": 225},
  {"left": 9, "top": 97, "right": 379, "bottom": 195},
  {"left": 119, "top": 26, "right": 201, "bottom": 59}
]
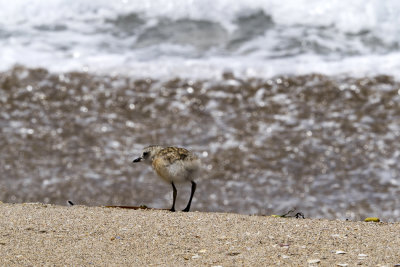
[{"left": 133, "top": 145, "right": 200, "bottom": 212}]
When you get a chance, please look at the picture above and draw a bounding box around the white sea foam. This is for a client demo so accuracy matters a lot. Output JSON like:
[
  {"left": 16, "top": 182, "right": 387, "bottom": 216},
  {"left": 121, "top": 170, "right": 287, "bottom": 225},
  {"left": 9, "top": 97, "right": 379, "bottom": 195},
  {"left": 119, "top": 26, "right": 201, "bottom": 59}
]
[{"left": 1, "top": 0, "right": 400, "bottom": 78}]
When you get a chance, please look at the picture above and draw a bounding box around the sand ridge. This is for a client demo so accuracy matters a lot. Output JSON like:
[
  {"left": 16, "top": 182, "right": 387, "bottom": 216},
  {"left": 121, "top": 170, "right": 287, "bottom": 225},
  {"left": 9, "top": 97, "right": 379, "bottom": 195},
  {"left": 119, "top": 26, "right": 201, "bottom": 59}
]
[{"left": 0, "top": 203, "right": 399, "bottom": 266}]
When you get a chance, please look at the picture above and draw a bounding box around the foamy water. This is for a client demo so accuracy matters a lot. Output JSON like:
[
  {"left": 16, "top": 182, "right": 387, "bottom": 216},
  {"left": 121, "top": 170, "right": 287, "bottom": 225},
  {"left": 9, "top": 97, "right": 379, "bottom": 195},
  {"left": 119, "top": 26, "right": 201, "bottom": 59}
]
[{"left": 1, "top": 0, "right": 400, "bottom": 78}]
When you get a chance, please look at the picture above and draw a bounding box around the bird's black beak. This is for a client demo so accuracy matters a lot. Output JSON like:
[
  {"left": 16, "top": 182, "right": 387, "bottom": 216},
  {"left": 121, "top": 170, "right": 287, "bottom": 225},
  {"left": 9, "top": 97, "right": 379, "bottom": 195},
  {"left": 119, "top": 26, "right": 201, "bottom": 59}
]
[{"left": 133, "top": 157, "right": 142, "bottom": 163}]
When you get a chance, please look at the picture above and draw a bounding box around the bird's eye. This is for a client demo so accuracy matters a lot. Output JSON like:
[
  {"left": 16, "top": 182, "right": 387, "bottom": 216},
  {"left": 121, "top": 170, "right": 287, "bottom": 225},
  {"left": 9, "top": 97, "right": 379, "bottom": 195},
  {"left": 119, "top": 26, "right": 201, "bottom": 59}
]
[{"left": 143, "top": 152, "right": 149, "bottom": 158}]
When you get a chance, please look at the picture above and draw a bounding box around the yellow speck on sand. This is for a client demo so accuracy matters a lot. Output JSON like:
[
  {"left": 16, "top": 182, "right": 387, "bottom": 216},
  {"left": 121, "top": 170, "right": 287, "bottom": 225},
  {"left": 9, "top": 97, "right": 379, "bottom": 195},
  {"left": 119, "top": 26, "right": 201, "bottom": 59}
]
[{"left": 364, "top": 217, "right": 380, "bottom": 222}]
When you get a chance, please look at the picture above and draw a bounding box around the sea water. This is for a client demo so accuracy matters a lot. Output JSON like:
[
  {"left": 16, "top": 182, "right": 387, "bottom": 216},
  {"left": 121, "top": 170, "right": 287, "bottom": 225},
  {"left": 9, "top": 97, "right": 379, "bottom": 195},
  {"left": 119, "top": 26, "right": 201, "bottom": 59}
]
[{"left": 1, "top": 0, "right": 400, "bottom": 78}]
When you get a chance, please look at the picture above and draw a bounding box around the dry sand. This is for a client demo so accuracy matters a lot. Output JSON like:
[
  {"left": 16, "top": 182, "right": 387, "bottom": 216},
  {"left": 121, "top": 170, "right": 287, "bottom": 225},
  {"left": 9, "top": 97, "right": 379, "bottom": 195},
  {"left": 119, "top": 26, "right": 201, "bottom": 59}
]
[{"left": 0, "top": 202, "right": 399, "bottom": 266}]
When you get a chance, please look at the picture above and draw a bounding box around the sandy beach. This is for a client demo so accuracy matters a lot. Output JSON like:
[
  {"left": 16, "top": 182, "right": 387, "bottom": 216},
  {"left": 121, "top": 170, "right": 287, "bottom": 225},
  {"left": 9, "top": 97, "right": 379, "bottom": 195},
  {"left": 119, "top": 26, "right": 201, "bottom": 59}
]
[{"left": 0, "top": 203, "right": 399, "bottom": 266}]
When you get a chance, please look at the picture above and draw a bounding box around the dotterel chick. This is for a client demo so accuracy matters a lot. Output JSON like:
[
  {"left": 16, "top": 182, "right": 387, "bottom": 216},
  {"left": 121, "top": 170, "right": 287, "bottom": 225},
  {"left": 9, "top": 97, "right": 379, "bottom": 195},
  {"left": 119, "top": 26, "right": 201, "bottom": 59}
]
[{"left": 133, "top": 145, "right": 200, "bottom": 212}]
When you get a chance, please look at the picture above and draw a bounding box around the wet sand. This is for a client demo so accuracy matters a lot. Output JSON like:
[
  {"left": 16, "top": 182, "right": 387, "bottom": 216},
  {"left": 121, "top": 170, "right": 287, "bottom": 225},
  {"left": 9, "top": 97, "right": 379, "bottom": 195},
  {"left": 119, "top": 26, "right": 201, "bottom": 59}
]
[{"left": 0, "top": 203, "right": 399, "bottom": 266}]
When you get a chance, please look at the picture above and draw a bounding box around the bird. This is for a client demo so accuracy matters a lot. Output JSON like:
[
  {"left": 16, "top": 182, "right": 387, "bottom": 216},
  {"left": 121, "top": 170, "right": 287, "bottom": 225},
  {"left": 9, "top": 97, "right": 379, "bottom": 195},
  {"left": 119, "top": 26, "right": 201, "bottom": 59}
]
[{"left": 133, "top": 145, "right": 200, "bottom": 212}]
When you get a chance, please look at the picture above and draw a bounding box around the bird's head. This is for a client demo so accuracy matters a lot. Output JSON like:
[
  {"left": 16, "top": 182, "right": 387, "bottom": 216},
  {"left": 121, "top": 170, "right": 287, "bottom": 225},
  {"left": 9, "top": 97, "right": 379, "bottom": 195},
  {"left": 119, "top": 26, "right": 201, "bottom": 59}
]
[{"left": 133, "top": 145, "right": 163, "bottom": 164}]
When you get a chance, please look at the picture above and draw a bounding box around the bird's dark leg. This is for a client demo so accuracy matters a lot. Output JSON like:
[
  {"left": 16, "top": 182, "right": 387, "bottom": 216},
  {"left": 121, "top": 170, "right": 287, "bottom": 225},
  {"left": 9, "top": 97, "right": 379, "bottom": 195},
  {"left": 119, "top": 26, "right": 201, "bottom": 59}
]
[
  {"left": 170, "top": 182, "right": 177, "bottom": 212},
  {"left": 182, "top": 181, "right": 196, "bottom": 212}
]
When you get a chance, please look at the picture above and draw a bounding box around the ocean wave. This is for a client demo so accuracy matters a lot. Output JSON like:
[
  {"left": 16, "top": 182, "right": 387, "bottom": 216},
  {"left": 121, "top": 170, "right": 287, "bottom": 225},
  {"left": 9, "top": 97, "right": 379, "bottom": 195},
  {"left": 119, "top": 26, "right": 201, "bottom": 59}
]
[{"left": 1, "top": 0, "right": 400, "bottom": 78}]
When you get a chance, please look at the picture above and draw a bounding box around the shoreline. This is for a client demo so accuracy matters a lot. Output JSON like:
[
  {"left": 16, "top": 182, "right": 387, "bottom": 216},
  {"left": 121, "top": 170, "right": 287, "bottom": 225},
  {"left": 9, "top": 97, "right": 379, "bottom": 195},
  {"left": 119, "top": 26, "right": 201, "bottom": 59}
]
[{"left": 1, "top": 202, "right": 399, "bottom": 266}]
